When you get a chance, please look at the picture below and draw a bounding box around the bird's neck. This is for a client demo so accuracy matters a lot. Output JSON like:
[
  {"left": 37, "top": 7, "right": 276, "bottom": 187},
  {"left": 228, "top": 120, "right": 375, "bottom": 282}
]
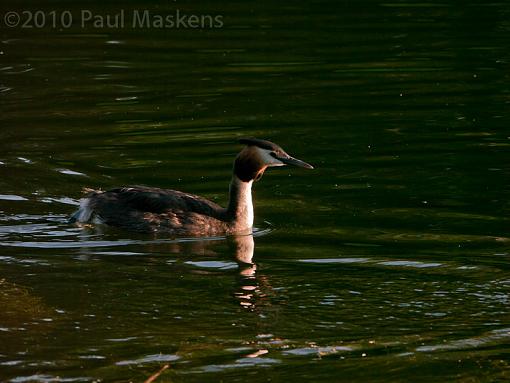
[{"left": 226, "top": 175, "right": 254, "bottom": 232}]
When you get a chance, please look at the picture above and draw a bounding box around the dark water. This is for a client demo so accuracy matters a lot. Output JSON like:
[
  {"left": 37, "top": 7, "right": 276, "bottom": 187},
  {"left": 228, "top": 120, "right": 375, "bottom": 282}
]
[{"left": 1, "top": 1, "right": 510, "bottom": 381}]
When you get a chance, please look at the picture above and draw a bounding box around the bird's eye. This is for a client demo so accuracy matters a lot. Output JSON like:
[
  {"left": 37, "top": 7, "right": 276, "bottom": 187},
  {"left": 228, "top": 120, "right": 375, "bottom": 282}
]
[{"left": 270, "top": 151, "right": 277, "bottom": 158}]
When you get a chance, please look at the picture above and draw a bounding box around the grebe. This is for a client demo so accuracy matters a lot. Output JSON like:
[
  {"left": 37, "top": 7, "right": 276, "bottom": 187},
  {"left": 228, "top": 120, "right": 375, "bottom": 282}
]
[{"left": 70, "top": 138, "right": 313, "bottom": 236}]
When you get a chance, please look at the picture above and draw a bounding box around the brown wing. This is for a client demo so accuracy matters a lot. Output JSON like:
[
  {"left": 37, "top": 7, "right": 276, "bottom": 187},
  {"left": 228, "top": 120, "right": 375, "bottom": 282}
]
[
  {"left": 85, "top": 186, "right": 225, "bottom": 232},
  {"left": 110, "top": 186, "right": 222, "bottom": 215}
]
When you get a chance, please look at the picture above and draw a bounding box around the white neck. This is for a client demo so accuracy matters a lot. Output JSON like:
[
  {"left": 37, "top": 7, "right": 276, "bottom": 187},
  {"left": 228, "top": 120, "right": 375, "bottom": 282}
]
[{"left": 227, "top": 176, "right": 254, "bottom": 231}]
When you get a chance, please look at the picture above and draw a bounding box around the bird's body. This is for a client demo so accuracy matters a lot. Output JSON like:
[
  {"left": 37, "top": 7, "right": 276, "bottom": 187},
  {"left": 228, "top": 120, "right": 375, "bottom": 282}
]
[
  {"left": 71, "top": 138, "right": 312, "bottom": 236},
  {"left": 73, "top": 180, "right": 253, "bottom": 236}
]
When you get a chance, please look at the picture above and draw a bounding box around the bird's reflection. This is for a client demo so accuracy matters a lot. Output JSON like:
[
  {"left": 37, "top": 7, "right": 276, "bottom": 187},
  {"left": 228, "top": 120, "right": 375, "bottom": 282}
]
[
  {"left": 229, "top": 234, "right": 257, "bottom": 309},
  {"left": 158, "top": 233, "right": 273, "bottom": 311},
  {"left": 160, "top": 233, "right": 272, "bottom": 311},
  {"left": 230, "top": 233, "right": 255, "bottom": 268},
  {"left": 76, "top": 226, "right": 273, "bottom": 311},
  {"left": 229, "top": 234, "right": 274, "bottom": 311}
]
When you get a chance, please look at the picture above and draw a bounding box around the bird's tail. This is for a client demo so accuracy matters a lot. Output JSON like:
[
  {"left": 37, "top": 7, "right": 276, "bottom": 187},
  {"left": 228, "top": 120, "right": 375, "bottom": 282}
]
[{"left": 69, "top": 188, "right": 100, "bottom": 223}]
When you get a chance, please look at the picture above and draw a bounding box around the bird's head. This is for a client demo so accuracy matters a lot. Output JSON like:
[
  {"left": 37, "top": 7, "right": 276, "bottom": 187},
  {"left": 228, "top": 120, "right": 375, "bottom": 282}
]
[{"left": 234, "top": 137, "right": 314, "bottom": 182}]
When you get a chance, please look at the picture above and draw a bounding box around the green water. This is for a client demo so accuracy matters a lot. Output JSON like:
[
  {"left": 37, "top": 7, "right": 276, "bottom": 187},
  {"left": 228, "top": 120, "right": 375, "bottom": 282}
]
[{"left": 1, "top": 1, "right": 510, "bottom": 381}]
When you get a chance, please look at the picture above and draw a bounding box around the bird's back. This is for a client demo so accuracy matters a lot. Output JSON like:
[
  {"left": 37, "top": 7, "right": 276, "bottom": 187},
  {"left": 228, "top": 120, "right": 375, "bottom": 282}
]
[{"left": 71, "top": 186, "right": 229, "bottom": 235}]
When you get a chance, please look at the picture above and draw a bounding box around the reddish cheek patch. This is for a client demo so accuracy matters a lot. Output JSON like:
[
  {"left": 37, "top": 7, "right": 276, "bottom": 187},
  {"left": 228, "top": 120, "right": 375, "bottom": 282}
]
[
  {"left": 254, "top": 169, "right": 265, "bottom": 181},
  {"left": 234, "top": 147, "right": 267, "bottom": 182}
]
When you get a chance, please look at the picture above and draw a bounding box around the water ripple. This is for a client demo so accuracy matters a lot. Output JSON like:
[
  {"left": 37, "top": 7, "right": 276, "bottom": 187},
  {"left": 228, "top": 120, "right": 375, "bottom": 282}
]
[
  {"left": 0, "top": 194, "right": 28, "bottom": 201},
  {"left": 115, "top": 353, "right": 179, "bottom": 366},
  {"left": 10, "top": 376, "right": 91, "bottom": 383},
  {"left": 185, "top": 260, "right": 238, "bottom": 270},
  {"left": 416, "top": 328, "right": 510, "bottom": 353}
]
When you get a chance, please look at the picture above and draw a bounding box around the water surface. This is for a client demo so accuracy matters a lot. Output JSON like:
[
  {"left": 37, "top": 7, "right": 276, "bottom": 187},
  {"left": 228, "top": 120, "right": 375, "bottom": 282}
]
[{"left": 1, "top": 1, "right": 510, "bottom": 381}]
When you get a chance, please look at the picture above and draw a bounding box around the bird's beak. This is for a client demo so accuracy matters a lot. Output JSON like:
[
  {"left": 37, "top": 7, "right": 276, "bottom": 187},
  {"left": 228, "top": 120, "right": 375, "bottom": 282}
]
[{"left": 278, "top": 155, "right": 314, "bottom": 169}]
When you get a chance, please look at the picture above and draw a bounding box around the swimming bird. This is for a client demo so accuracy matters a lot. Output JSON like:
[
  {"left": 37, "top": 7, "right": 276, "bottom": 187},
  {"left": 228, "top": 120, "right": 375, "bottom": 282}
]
[{"left": 70, "top": 138, "right": 313, "bottom": 236}]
